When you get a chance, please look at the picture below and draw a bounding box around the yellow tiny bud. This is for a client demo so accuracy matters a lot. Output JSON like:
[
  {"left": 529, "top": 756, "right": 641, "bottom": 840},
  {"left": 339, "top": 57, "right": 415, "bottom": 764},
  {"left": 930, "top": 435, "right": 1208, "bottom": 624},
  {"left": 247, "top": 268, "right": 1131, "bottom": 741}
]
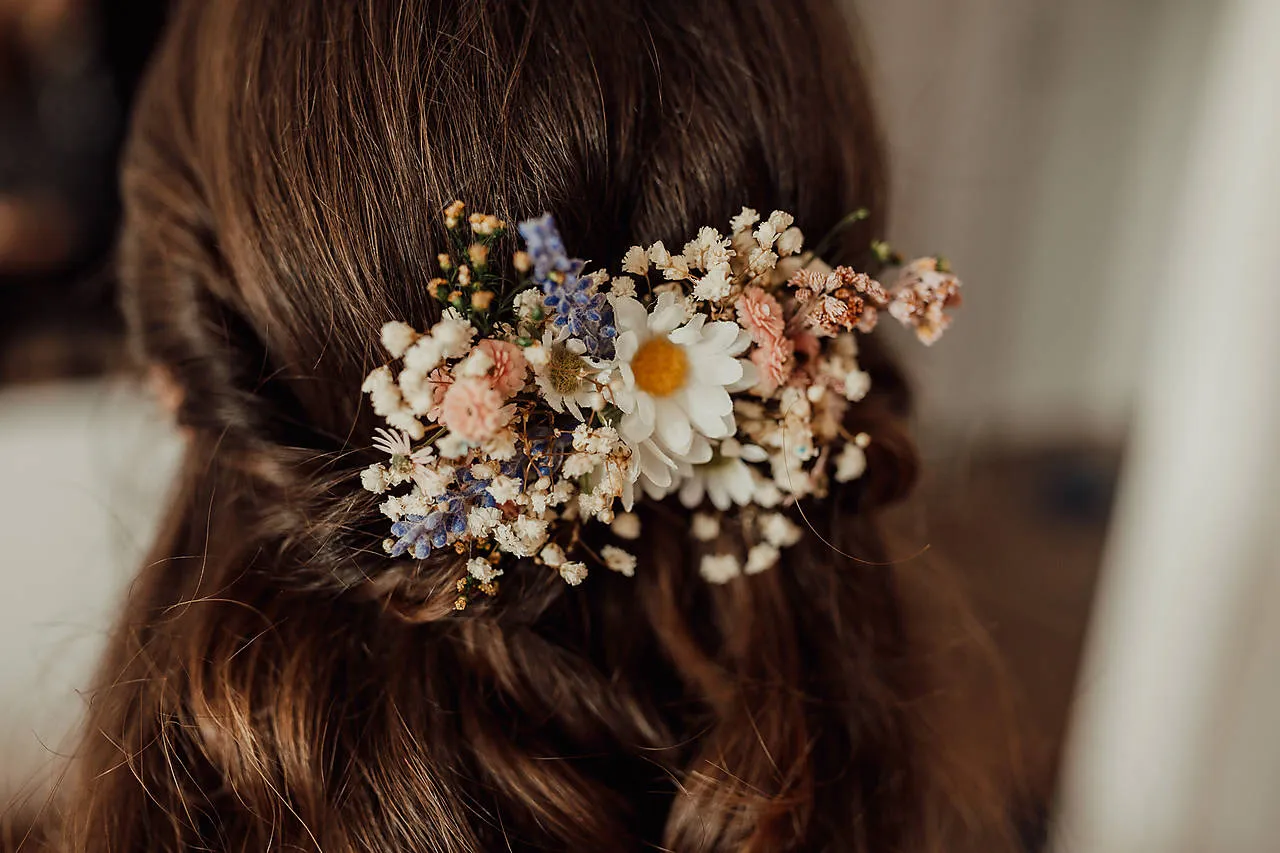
[
  {"left": 457, "top": 265, "right": 472, "bottom": 287},
  {"left": 438, "top": 253, "right": 453, "bottom": 270},
  {"left": 471, "top": 290, "right": 494, "bottom": 311}
]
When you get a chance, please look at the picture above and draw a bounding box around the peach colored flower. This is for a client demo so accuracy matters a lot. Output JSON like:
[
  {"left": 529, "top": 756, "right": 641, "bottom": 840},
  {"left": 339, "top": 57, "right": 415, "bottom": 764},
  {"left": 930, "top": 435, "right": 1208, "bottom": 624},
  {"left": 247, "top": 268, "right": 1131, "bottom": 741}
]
[
  {"left": 439, "top": 377, "right": 511, "bottom": 443},
  {"left": 425, "top": 367, "right": 454, "bottom": 422},
  {"left": 735, "top": 286, "right": 787, "bottom": 346},
  {"left": 478, "top": 339, "right": 529, "bottom": 397},
  {"left": 750, "top": 338, "right": 795, "bottom": 396}
]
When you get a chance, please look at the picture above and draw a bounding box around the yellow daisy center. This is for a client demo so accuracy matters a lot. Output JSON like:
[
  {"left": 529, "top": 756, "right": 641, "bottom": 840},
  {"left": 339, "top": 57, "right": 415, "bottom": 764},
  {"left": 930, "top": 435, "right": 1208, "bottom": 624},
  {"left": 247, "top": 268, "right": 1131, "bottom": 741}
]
[{"left": 631, "top": 337, "right": 689, "bottom": 397}]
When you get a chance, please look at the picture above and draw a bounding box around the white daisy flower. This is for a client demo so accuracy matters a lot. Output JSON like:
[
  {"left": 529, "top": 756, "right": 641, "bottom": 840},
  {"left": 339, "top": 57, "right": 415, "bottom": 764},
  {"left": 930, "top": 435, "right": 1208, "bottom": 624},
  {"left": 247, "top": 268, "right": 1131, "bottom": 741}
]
[
  {"left": 609, "top": 292, "right": 754, "bottom": 497},
  {"left": 532, "top": 328, "right": 601, "bottom": 420},
  {"left": 678, "top": 437, "right": 770, "bottom": 510}
]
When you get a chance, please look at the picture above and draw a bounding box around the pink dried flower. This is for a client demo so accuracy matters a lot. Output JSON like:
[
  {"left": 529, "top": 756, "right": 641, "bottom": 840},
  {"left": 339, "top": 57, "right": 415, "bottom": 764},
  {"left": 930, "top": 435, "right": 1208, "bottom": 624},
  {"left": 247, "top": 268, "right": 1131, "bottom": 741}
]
[
  {"left": 787, "top": 268, "right": 833, "bottom": 302},
  {"left": 887, "top": 258, "right": 962, "bottom": 345},
  {"left": 478, "top": 339, "right": 529, "bottom": 397},
  {"left": 425, "top": 367, "right": 454, "bottom": 422},
  {"left": 750, "top": 338, "right": 795, "bottom": 396},
  {"left": 735, "top": 286, "right": 787, "bottom": 346},
  {"left": 439, "top": 377, "right": 511, "bottom": 442}
]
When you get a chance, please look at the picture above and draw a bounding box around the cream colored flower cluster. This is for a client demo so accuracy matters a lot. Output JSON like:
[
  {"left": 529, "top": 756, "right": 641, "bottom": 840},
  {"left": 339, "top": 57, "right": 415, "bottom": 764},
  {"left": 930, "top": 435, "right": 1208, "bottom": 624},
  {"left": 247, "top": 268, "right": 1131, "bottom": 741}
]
[{"left": 358, "top": 202, "right": 958, "bottom": 608}]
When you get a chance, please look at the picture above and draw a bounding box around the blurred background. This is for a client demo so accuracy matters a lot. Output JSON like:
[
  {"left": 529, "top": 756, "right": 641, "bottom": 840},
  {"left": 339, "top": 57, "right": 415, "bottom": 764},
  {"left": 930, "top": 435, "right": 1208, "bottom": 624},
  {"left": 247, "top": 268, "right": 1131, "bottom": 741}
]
[{"left": 1, "top": 1, "right": 1276, "bottom": 850}]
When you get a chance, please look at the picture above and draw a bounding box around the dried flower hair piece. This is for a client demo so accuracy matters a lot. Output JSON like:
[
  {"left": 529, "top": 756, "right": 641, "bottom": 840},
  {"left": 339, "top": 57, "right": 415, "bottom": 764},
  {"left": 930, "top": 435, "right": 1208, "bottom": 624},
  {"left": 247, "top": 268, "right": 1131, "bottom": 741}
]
[{"left": 359, "top": 202, "right": 960, "bottom": 608}]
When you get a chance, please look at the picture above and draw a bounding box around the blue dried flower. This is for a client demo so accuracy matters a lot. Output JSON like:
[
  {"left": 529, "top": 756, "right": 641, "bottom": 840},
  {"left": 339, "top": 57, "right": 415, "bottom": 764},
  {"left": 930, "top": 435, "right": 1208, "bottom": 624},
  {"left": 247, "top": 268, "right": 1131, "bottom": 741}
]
[
  {"left": 389, "top": 512, "right": 446, "bottom": 559},
  {"left": 517, "top": 213, "right": 617, "bottom": 358}
]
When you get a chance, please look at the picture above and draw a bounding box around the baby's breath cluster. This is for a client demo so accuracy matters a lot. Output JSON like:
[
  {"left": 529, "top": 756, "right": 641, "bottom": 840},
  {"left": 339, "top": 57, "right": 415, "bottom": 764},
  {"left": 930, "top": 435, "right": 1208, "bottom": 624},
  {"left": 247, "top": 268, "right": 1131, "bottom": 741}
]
[{"left": 360, "top": 201, "right": 960, "bottom": 605}]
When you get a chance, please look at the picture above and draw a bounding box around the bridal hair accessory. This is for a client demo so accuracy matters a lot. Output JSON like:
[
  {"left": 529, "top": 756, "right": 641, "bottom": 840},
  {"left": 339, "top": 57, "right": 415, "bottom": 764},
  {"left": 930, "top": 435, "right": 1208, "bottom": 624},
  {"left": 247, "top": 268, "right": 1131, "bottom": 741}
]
[{"left": 360, "top": 201, "right": 960, "bottom": 608}]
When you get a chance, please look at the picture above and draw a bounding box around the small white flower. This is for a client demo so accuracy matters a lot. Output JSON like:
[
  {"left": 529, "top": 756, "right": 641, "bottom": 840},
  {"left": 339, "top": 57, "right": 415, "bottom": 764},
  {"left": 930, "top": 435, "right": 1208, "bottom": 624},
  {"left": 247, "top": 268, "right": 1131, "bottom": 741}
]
[
  {"left": 767, "top": 210, "right": 795, "bottom": 233},
  {"left": 409, "top": 469, "right": 446, "bottom": 501},
  {"left": 622, "top": 246, "right": 650, "bottom": 276},
  {"left": 753, "top": 220, "right": 778, "bottom": 249},
  {"left": 835, "top": 443, "right": 868, "bottom": 483},
  {"left": 610, "top": 512, "right": 641, "bottom": 540},
  {"left": 513, "top": 516, "right": 548, "bottom": 543},
  {"left": 609, "top": 276, "right": 637, "bottom": 300},
  {"left": 744, "top": 246, "right": 779, "bottom": 279},
  {"left": 456, "top": 346, "right": 494, "bottom": 378},
  {"left": 578, "top": 490, "right": 610, "bottom": 520},
  {"left": 691, "top": 512, "right": 721, "bottom": 541},
  {"left": 844, "top": 369, "right": 872, "bottom": 402},
  {"left": 380, "top": 321, "right": 419, "bottom": 358},
  {"left": 403, "top": 336, "right": 446, "bottom": 374},
  {"left": 776, "top": 227, "right": 804, "bottom": 257},
  {"left": 560, "top": 561, "right": 589, "bottom": 586},
  {"left": 467, "top": 506, "right": 502, "bottom": 536},
  {"left": 730, "top": 207, "right": 760, "bottom": 235},
  {"left": 379, "top": 495, "right": 405, "bottom": 521},
  {"left": 435, "top": 432, "right": 470, "bottom": 459},
  {"left": 692, "top": 262, "right": 733, "bottom": 303},
  {"left": 601, "top": 545, "right": 637, "bottom": 577},
  {"left": 487, "top": 474, "right": 521, "bottom": 504},
  {"left": 539, "top": 542, "right": 567, "bottom": 568},
  {"left": 430, "top": 311, "right": 476, "bottom": 359},
  {"left": 700, "top": 553, "right": 741, "bottom": 584},
  {"left": 647, "top": 241, "right": 672, "bottom": 268},
  {"left": 744, "top": 542, "right": 781, "bottom": 575},
  {"left": 467, "top": 557, "right": 502, "bottom": 583},
  {"left": 753, "top": 480, "right": 784, "bottom": 508},
  {"left": 760, "top": 513, "right": 803, "bottom": 548},
  {"left": 561, "top": 453, "right": 597, "bottom": 478},
  {"left": 483, "top": 429, "right": 518, "bottom": 461},
  {"left": 469, "top": 461, "right": 499, "bottom": 479},
  {"left": 524, "top": 341, "right": 551, "bottom": 368},
  {"left": 514, "top": 288, "right": 544, "bottom": 319},
  {"left": 360, "top": 464, "right": 389, "bottom": 494}
]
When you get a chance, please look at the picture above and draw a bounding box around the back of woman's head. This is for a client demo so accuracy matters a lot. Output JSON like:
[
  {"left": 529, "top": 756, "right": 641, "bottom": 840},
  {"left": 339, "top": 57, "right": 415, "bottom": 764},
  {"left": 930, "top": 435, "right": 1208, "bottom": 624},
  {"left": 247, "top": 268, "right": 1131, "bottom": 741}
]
[{"left": 56, "top": 1, "right": 1017, "bottom": 850}]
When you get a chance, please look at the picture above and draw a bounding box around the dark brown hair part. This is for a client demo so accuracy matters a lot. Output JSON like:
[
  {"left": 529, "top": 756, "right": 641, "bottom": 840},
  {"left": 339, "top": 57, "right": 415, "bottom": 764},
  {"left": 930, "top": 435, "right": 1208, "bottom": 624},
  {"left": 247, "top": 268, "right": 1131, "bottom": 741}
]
[{"left": 45, "top": 1, "right": 1020, "bottom": 850}]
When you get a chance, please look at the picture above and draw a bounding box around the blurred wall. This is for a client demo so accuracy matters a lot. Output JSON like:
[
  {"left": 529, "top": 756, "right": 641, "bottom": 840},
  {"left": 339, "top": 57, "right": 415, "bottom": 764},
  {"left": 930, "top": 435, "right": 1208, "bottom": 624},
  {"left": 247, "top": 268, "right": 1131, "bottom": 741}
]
[{"left": 855, "top": 0, "right": 1218, "bottom": 449}]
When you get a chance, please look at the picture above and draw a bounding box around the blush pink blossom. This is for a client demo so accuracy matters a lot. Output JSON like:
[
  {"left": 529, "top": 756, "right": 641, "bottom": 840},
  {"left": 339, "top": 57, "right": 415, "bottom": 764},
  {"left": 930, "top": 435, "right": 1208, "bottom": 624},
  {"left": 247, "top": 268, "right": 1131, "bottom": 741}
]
[
  {"left": 439, "top": 377, "right": 511, "bottom": 442},
  {"left": 735, "top": 286, "right": 787, "bottom": 346},
  {"left": 425, "top": 367, "right": 454, "bottom": 422},
  {"left": 750, "top": 338, "right": 795, "bottom": 396},
  {"left": 478, "top": 339, "right": 529, "bottom": 397}
]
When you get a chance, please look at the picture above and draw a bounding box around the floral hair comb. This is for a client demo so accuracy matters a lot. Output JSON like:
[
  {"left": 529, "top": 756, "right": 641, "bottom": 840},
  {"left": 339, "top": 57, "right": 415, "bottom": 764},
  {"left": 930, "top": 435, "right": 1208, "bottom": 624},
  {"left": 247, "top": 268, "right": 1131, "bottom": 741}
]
[{"left": 360, "top": 201, "right": 960, "bottom": 608}]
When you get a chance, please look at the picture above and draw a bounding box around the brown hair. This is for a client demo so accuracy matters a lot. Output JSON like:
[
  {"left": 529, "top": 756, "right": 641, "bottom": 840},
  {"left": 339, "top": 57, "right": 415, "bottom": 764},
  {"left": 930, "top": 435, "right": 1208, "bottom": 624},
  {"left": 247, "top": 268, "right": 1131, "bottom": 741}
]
[{"left": 48, "top": 0, "right": 1018, "bottom": 849}]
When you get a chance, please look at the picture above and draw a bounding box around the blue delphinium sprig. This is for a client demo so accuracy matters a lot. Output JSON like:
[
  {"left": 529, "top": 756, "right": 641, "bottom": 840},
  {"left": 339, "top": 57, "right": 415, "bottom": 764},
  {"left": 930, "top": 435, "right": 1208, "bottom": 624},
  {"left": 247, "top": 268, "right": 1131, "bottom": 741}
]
[{"left": 518, "top": 214, "right": 617, "bottom": 358}]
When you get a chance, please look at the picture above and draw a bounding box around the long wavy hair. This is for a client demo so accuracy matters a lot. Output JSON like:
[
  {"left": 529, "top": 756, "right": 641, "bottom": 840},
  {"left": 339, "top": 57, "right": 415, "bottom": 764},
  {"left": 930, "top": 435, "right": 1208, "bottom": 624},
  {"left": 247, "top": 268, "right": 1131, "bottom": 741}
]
[{"left": 41, "top": 0, "right": 1019, "bottom": 849}]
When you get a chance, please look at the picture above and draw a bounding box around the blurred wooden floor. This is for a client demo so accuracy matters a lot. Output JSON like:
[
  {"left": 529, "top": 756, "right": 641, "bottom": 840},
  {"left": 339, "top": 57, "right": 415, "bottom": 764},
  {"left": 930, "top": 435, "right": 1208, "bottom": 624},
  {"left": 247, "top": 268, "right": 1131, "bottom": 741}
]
[{"left": 908, "top": 446, "right": 1116, "bottom": 816}]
